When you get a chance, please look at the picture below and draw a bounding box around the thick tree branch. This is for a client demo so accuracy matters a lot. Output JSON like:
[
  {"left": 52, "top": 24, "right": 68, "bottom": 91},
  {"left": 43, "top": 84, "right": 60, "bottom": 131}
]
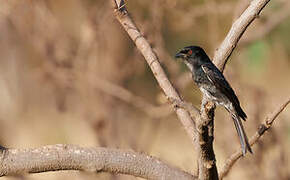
[
  {"left": 213, "top": 0, "right": 271, "bottom": 71},
  {"left": 112, "top": 0, "right": 197, "bottom": 146},
  {"left": 169, "top": 97, "right": 219, "bottom": 180},
  {"left": 168, "top": 97, "right": 218, "bottom": 179},
  {"left": 219, "top": 98, "right": 290, "bottom": 179},
  {"left": 0, "top": 144, "right": 195, "bottom": 180},
  {"left": 197, "top": 99, "right": 218, "bottom": 180}
]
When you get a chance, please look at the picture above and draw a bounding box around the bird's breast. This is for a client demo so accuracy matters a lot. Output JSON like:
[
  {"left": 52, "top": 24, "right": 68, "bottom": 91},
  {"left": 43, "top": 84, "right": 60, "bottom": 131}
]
[{"left": 199, "top": 84, "right": 231, "bottom": 107}]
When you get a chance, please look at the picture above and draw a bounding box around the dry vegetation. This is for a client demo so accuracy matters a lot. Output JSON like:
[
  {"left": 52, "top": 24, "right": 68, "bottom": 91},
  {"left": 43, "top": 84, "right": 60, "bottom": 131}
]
[{"left": 0, "top": 0, "right": 289, "bottom": 179}]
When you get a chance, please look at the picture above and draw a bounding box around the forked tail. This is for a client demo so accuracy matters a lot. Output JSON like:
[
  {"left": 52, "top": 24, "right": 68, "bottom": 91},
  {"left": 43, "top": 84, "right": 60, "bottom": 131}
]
[{"left": 232, "top": 114, "right": 252, "bottom": 155}]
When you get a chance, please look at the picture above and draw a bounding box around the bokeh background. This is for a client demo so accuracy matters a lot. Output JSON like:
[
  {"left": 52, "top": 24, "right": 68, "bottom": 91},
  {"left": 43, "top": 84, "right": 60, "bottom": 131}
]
[{"left": 0, "top": 0, "right": 289, "bottom": 179}]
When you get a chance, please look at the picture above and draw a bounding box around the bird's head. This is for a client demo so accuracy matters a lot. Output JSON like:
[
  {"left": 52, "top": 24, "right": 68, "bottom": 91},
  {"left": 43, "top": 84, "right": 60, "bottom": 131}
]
[
  {"left": 175, "top": 46, "right": 208, "bottom": 62},
  {"left": 175, "top": 46, "right": 210, "bottom": 72}
]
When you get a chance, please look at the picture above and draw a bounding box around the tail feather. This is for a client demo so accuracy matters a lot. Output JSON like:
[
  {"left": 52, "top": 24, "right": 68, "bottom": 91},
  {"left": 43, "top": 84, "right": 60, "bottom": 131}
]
[
  {"left": 232, "top": 114, "right": 252, "bottom": 155},
  {"left": 235, "top": 104, "right": 247, "bottom": 121}
]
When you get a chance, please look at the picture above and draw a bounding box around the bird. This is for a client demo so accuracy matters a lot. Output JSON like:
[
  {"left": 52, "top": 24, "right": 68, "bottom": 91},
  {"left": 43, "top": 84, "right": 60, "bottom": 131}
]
[{"left": 175, "top": 45, "right": 252, "bottom": 155}]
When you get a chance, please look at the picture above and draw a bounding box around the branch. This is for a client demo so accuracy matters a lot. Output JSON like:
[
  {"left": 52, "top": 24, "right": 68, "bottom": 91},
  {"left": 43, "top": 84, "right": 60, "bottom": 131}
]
[
  {"left": 213, "top": 0, "right": 271, "bottom": 71},
  {"left": 197, "top": 99, "right": 218, "bottom": 180},
  {"left": 112, "top": 0, "right": 197, "bottom": 146},
  {"left": 168, "top": 98, "right": 218, "bottom": 180},
  {"left": 240, "top": 1, "right": 290, "bottom": 46},
  {"left": 0, "top": 144, "right": 195, "bottom": 180},
  {"left": 168, "top": 97, "right": 200, "bottom": 118},
  {"left": 219, "top": 98, "right": 290, "bottom": 179}
]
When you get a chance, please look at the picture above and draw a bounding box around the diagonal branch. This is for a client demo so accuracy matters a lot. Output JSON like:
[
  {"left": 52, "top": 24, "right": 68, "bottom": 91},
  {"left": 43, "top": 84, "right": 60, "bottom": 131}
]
[
  {"left": 112, "top": 0, "right": 198, "bottom": 146},
  {"left": 219, "top": 98, "right": 290, "bottom": 179},
  {"left": 240, "top": 1, "right": 290, "bottom": 46},
  {"left": 0, "top": 144, "right": 196, "bottom": 180},
  {"left": 213, "top": 0, "right": 271, "bottom": 71}
]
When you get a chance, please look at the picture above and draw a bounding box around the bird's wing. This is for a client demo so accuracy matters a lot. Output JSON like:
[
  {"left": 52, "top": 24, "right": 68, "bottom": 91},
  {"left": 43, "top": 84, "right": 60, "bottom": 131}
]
[{"left": 201, "top": 63, "right": 240, "bottom": 110}]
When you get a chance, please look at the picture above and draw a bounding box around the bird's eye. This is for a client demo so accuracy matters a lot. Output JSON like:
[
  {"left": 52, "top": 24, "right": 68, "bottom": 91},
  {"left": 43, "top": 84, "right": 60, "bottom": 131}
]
[{"left": 187, "top": 50, "right": 193, "bottom": 55}]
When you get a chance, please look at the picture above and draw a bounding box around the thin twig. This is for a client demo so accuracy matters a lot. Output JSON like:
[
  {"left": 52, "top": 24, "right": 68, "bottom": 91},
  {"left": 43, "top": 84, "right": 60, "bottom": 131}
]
[
  {"left": 0, "top": 144, "right": 196, "bottom": 180},
  {"left": 219, "top": 98, "right": 290, "bottom": 179}
]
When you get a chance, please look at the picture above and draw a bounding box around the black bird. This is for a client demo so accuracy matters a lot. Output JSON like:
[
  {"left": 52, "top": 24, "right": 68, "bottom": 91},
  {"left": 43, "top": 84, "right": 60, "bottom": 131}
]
[{"left": 175, "top": 46, "right": 252, "bottom": 155}]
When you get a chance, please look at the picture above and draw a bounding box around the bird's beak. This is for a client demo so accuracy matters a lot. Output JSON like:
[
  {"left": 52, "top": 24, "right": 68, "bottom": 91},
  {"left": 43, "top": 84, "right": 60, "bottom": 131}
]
[{"left": 175, "top": 52, "right": 185, "bottom": 59}]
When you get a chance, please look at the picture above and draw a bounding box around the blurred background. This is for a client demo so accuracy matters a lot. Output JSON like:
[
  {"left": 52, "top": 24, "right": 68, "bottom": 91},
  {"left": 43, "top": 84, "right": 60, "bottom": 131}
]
[{"left": 0, "top": 0, "right": 289, "bottom": 179}]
